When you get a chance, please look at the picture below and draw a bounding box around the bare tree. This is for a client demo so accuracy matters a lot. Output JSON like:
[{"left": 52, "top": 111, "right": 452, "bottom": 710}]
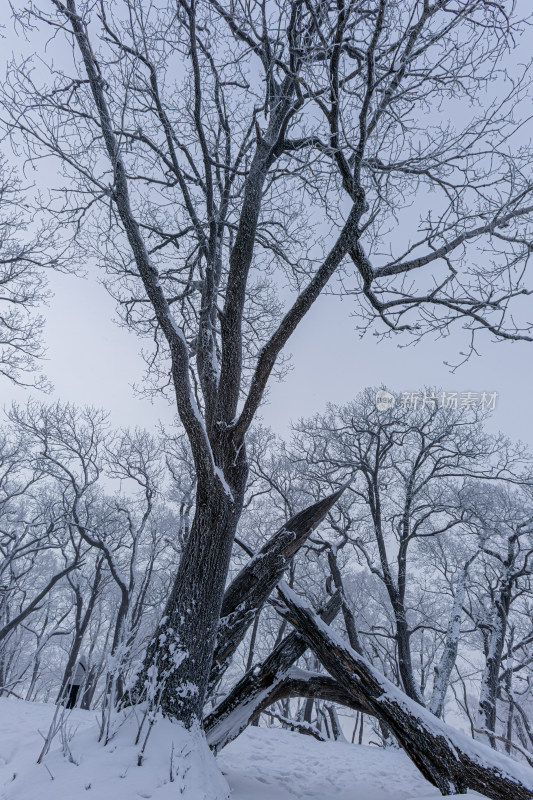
[
  {"left": 291, "top": 389, "right": 527, "bottom": 704},
  {"left": 0, "top": 422, "right": 81, "bottom": 653},
  {"left": 0, "top": 154, "right": 66, "bottom": 387},
  {"left": 459, "top": 484, "right": 533, "bottom": 748},
  {"left": 4, "top": 0, "right": 533, "bottom": 733}
]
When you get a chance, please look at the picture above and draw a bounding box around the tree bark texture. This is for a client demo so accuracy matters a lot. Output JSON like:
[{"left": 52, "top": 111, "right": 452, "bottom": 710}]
[{"left": 206, "top": 589, "right": 369, "bottom": 752}]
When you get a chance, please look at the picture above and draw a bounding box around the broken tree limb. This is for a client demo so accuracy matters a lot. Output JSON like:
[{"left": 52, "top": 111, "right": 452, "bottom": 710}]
[
  {"left": 205, "top": 588, "right": 370, "bottom": 752},
  {"left": 205, "top": 666, "right": 369, "bottom": 753},
  {"left": 208, "top": 485, "right": 348, "bottom": 690},
  {"left": 273, "top": 582, "right": 533, "bottom": 800},
  {"left": 272, "top": 669, "right": 369, "bottom": 715},
  {"left": 263, "top": 710, "right": 326, "bottom": 742},
  {"left": 205, "top": 590, "right": 342, "bottom": 751}
]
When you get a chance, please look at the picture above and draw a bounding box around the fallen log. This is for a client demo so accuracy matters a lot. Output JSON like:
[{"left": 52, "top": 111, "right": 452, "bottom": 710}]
[
  {"left": 273, "top": 582, "right": 533, "bottom": 800},
  {"left": 205, "top": 589, "right": 370, "bottom": 752},
  {"left": 209, "top": 485, "right": 347, "bottom": 690},
  {"left": 206, "top": 666, "right": 368, "bottom": 753}
]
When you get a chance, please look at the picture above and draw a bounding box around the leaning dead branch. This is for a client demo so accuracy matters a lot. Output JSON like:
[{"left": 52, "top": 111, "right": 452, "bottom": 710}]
[
  {"left": 209, "top": 485, "right": 348, "bottom": 689},
  {"left": 273, "top": 583, "right": 533, "bottom": 800}
]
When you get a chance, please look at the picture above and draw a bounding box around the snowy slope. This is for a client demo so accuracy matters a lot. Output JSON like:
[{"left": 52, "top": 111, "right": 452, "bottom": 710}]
[
  {"left": 219, "top": 726, "right": 434, "bottom": 800},
  {"left": 0, "top": 699, "right": 488, "bottom": 800},
  {"left": 0, "top": 699, "right": 228, "bottom": 800}
]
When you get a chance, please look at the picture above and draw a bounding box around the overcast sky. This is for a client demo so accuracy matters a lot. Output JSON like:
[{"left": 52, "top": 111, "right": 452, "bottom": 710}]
[
  {"left": 2, "top": 7, "right": 533, "bottom": 450},
  {"left": 2, "top": 263, "right": 531, "bottom": 449}
]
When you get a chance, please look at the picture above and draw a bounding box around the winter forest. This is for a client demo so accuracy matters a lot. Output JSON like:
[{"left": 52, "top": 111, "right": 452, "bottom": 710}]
[{"left": 2, "top": 1, "right": 533, "bottom": 799}]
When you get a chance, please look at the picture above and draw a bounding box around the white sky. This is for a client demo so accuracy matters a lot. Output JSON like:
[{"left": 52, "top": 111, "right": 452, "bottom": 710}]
[
  {"left": 2, "top": 264, "right": 532, "bottom": 449},
  {"left": 1, "top": 5, "right": 533, "bottom": 450}
]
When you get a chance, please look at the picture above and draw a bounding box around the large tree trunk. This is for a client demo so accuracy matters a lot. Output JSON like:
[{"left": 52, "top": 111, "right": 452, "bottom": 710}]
[
  {"left": 132, "top": 480, "right": 345, "bottom": 727},
  {"left": 132, "top": 468, "right": 246, "bottom": 727},
  {"left": 273, "top": 583, "right": 533, "bottom": 800}
]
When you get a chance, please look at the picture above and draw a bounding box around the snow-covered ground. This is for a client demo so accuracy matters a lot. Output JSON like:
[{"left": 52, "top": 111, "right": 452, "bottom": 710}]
[
  {"left": 0, "top": 699, "right": 488, "bottom": 800},
  {"left": 220, "top": 726, "right": 434, "bottom": 800}
]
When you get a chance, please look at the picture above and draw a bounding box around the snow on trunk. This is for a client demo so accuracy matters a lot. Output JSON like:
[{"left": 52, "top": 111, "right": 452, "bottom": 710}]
[
  {"left": 205, "top": 591, "right": 346, "bottom": 752},
  {"left": 429, "top": 566, "right": 468, "bottom": 718}
]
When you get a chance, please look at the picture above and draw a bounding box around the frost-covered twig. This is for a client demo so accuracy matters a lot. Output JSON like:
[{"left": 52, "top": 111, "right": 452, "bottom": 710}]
[
  {"left": 473, "top": 729, "right": 533, "bottom": 769},
  {"left": 263, "top": 710, "right": 326, "bottom": 742}
]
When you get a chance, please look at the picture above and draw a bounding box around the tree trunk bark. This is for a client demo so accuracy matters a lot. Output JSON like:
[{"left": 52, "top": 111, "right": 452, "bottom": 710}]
[
  {"left": 477, "top": 589, "right": 511, "bottom": 747},
  {"left": 394, "top": 603, "right": 424, "bottom": 705},
  {"left": 430, "top": 568, "right": 468, "bottom": 718},
  {"left": 132, "top": 479, "right": 345, "bottom": 729},
  {"left": 133, "top": 476, "right": 242, "bottom": 727},
  {"left": 273, "top": 583, "right": 533, "bottom": 800}
]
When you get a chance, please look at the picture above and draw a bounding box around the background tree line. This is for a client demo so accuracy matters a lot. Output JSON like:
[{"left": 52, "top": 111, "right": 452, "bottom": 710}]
[{"left": 2, "top": 390, "right": 533, "bottom": 770}]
